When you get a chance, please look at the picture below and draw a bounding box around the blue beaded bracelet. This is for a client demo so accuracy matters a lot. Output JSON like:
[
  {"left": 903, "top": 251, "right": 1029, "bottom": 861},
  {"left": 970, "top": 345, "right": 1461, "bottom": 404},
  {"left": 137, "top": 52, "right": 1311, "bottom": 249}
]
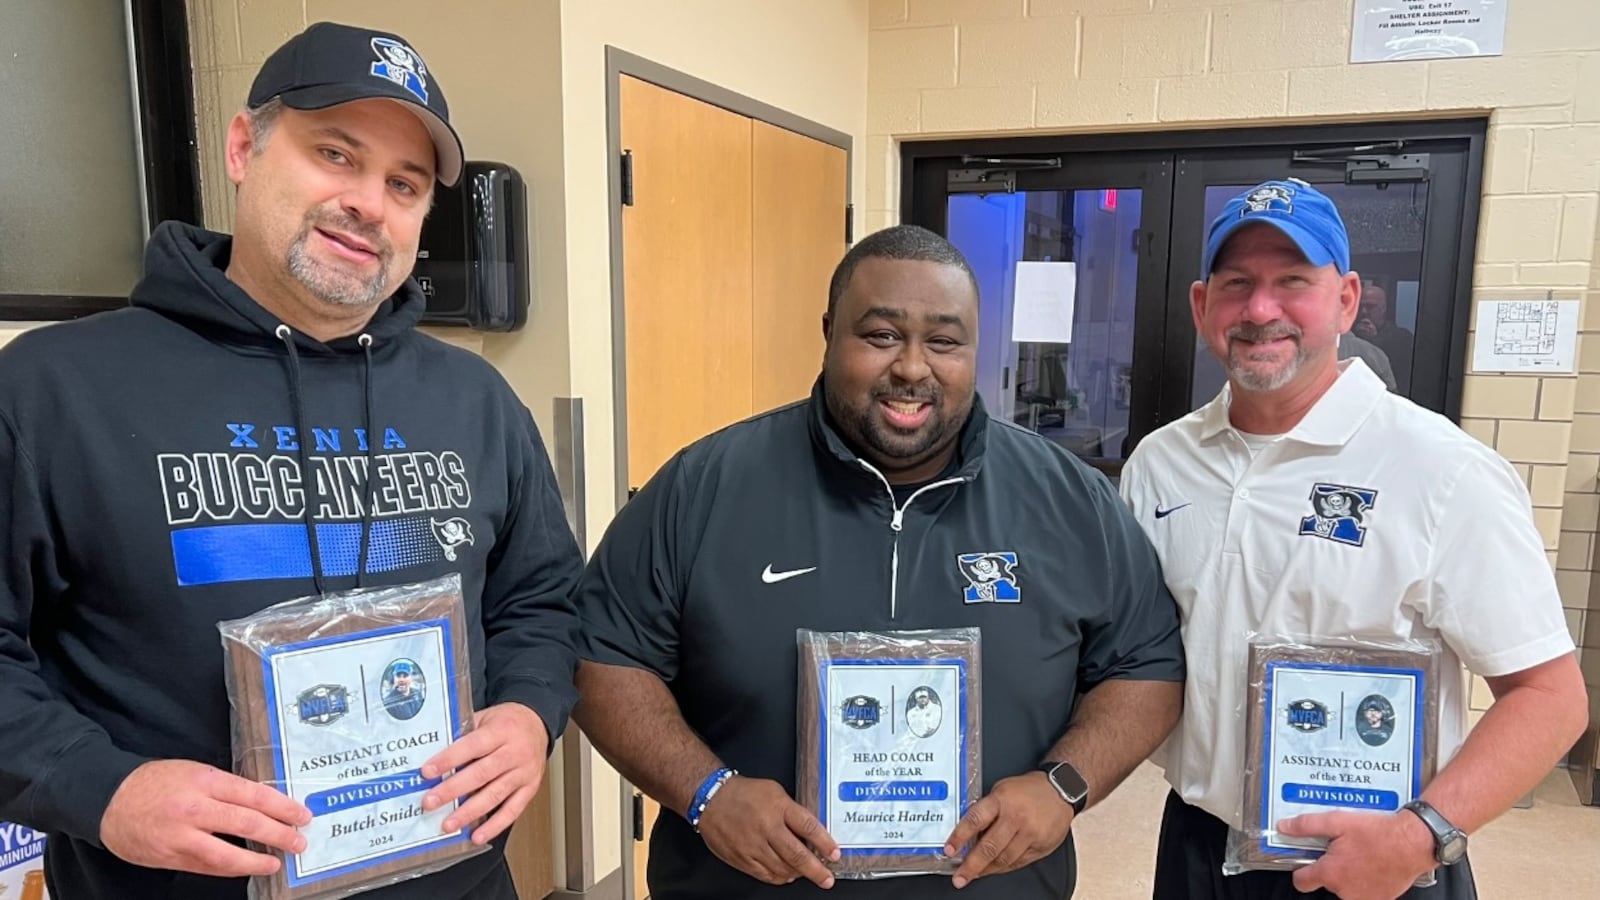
[{"left": 686, "top": 766, "right": 737, "bottom": 832}]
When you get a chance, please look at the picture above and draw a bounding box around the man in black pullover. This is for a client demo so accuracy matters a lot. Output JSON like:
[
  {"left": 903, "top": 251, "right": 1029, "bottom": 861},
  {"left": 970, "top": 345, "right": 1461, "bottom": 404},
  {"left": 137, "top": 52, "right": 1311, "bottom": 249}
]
[{"left": 574, "top": 225, "right": 1186, "bottom": 899}]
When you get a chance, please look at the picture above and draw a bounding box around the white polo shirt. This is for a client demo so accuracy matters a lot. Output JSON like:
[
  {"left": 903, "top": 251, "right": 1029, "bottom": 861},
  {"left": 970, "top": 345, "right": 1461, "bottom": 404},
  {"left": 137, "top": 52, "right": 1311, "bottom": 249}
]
[{"left": 1120, "top": 359, "right": 1574, "bottom": 828}]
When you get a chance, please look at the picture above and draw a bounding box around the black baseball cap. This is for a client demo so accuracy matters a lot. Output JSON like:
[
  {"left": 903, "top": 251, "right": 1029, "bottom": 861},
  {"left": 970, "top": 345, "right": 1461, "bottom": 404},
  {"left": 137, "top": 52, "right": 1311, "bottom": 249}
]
[{"left": 247, "top": 22, "right": 464, "bottom": 186}]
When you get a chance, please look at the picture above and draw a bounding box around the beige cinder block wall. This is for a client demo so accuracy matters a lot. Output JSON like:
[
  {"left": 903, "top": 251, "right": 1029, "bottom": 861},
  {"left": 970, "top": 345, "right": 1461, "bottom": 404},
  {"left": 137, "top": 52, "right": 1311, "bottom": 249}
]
[
  {"left": 866, "top": 0, "right": 1600, "bottom": 786},
  {"left": 186, "top": 0, "right": 573, "bottom": 393}
]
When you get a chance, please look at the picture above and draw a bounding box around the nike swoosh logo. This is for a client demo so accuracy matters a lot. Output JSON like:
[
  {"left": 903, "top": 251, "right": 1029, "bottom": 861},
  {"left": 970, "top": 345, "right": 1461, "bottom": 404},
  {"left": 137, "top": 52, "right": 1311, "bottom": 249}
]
[
  {"left": 761, "top": 564, "right": 818, "bottom": 584},
  {"left": 1154, "top": 503, "right": 1191, "bottom": 519}
]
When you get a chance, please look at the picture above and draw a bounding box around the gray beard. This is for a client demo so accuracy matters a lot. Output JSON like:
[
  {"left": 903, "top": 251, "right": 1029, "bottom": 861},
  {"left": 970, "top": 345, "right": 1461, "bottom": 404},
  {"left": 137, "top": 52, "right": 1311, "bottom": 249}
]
[
  {"left": 285, "top": 230, "right": 391, "bottom": 308},
  {"left": 1228, "top": 347, "right": 1306, "bottom": 392},
  {"left": 1225, "top": 324, "right": 1308, "bottom": 393}
]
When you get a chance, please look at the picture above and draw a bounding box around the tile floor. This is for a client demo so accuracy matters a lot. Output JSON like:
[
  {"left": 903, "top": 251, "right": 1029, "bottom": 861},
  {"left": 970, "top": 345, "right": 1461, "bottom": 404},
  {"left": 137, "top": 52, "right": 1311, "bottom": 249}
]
[{"left": 1073, "top": 763, "right": 1600, "bottom": 899}]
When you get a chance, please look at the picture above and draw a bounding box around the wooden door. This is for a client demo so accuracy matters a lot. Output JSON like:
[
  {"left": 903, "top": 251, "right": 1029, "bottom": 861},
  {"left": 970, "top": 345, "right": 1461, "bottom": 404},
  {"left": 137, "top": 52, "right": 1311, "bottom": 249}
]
[
  {"left": 618, "top": 76, "right": 849, "bottom": 900},
  {"left": 751, "top": 121, "right": 847, "bottom": 410},
  {"left": 620, "top": 75, "right": 753, "bottom": 900},
  {"left": 621, "top": 75, "right": 754, "bottom": 486},
  {"left": 506, "top": 780, "right": 556, "bottom": 898}
]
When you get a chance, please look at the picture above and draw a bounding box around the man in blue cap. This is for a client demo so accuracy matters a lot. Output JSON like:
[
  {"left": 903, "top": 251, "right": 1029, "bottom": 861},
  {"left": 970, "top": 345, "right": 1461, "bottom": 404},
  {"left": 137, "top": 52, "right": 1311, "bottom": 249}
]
[{"left": 1121, "top": 179, "right": 1585, "bottom": 899}]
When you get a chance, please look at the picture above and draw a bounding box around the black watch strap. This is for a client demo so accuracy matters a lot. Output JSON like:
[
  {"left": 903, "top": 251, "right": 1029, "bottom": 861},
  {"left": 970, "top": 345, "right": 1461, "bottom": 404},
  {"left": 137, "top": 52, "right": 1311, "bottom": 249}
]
[
  {"left": 1037, "top": 760, "right": 1089, "bottom": 815},
  {"left": 1402, "top": 799, "right": 1468, "bottom": 865}
]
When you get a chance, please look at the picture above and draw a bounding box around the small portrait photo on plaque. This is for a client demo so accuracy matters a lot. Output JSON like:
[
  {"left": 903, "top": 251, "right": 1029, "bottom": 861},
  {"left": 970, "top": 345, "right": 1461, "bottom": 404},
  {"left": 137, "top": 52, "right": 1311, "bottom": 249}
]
[
  {"left": 1355, "top": 693, "right": 1396, "bottom": 747},
  {"left": 383, "top": 658, "right": 427, "bottom": 721},
  {"left": 905, "top": 686, "right": 943, "bottom": 738}
]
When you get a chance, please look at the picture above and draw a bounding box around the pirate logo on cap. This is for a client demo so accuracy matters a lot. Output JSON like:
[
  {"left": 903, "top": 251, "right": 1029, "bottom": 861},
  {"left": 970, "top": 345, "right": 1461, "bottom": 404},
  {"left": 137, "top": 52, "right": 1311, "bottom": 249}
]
[
  {"left": 370, "top": 36, "right": 429, "bottom": 104},
  {"left": 1240, "top": 184, "right": 1295, "bottom": 217}
]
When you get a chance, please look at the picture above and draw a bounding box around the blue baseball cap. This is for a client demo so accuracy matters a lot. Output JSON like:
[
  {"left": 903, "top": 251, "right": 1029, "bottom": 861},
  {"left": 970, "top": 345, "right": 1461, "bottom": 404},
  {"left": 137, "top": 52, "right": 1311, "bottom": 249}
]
[
  {"left": 1201, "top": 179, "right": 1351, "bottom": 277},
  {"left": 391, "top": 661, "right": 415, "bottom": 676}
]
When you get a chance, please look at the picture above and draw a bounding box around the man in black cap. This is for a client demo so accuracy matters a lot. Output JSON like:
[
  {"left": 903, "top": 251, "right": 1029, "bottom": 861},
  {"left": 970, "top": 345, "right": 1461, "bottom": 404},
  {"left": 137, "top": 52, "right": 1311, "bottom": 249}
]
[{"left": 0, "top": 21, "right": 582, "bottom": 899}]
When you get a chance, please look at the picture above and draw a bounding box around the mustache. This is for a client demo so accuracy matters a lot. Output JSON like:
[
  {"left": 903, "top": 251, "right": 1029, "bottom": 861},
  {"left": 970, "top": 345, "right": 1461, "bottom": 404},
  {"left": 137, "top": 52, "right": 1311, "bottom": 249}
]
[
  {"left": 1228, "top": 322, "right": 1301, "bottom": 343},
  {"left": 304, "top": 209, "right": 391, "bottom": 260},
  {"left": 873, "top": 386, "right": 940, "bottom": 403}
]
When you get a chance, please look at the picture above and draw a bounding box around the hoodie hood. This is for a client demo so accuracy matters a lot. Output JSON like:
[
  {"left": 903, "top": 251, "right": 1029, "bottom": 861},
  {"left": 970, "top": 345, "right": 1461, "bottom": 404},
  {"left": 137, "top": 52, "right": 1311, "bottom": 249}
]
[
  {"left": 129, "top": 220, "right": 427, "bottom": 355},
  {"left": 128, "top": 220, "right": 431, "bottom": 596}
]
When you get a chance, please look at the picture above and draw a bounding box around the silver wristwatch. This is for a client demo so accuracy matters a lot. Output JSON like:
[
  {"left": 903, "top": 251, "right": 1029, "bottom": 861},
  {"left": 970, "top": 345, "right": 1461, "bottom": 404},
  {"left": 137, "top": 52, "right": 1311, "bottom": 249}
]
[{"left": 1401, "top": 799, "right": 1468, "bottom": 865}]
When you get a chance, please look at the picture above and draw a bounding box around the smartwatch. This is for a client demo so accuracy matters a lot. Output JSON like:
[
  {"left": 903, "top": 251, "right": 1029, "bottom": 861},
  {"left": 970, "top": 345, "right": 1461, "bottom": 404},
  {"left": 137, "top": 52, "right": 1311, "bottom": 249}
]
[
  {"left": 1037, "top": 760, "right": 1090, "bottom": 815},
  {"left": 1401, "top": 799, "right": 1468, "bottom": 865}
]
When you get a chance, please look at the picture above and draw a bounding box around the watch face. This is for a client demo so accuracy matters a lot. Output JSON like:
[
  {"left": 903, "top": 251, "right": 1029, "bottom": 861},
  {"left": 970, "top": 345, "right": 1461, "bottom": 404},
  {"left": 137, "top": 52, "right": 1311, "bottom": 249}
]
[
  {"left": 1049, "top": 763, "right": 1089, "bottom": 800},
  {"left": 1440, "top": 832, "right": 1468, "bottom": 864}
]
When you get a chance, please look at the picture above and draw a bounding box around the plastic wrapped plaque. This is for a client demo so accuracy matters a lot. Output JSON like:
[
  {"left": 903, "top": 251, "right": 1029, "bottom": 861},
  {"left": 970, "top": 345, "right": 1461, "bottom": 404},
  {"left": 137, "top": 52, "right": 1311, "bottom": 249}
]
[
  {"left": 219, "top": 574, "right": 487, "bottom": 900},
  {"left": 796, "top": 629, "right": 981, "bottom": 879},
  {"left": 1225, "top": 635, "right": 1442, "bottom": 883}
]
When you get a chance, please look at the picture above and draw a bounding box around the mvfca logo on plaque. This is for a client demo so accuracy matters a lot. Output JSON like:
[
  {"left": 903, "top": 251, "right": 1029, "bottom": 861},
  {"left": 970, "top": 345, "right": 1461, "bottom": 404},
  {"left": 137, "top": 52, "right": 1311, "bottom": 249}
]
[
  {"left": 841, "top": 695, "right": 881, "bottom": 729},
  {"left": 1286, "top": 699, "right": 1329, "bottom": 733},
  {"left": 297, "top": 684, "right": 352, "bottom": 726}
]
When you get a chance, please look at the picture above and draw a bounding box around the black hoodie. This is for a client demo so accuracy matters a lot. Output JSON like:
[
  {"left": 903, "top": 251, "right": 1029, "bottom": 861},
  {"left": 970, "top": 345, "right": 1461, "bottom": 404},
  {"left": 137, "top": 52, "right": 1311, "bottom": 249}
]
[{"left": 0, "top": 222, "right": 583, "bottom": 898}]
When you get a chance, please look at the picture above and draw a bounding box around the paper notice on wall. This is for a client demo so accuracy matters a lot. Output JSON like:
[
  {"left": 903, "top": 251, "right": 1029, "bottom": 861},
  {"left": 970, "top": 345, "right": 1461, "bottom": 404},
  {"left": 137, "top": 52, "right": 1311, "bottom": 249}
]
[
  {"left": 1470, "top": 299, "right": 1578, "bottom": 374},
  {"left": 1350, "top": 0, "right": 1507, "bottom": 63},
  {"left": 0, "top": 822, "right": 49, "bottom": 899},
  {"left": 1010, "top": 261, "right": 1076, "bottom": 344}
]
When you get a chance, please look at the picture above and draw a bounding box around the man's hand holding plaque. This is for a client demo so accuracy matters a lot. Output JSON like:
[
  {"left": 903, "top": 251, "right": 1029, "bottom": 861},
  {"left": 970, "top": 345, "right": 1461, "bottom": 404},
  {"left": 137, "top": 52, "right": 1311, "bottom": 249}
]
[
  {"left": 1276, "top": 807, "right": 1440, "bottom": 900},
  {"left": 420, "top": 701, "right": 551, "bottom": 843},
  {"left": 697, "top": 776, "right": 840, "bottom": 888},
  {"left": 944, "top": 771, "right": 1075, "bottom": 889},
  {"left": 101, "top": 760, "right": 313, "bottom": 877}
]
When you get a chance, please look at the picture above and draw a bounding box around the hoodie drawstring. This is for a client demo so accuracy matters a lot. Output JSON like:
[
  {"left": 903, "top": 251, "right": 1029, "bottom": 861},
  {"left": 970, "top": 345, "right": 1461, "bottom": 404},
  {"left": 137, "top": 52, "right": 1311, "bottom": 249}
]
[
  {"left": 276, "top": 325, "right": 326, "bottom": 596},
  {"left": 356, "top": 334, "right": 376, "bottom": 586},
  {"left": 275, "top": 325, "right": 379, "bottom": 595}
]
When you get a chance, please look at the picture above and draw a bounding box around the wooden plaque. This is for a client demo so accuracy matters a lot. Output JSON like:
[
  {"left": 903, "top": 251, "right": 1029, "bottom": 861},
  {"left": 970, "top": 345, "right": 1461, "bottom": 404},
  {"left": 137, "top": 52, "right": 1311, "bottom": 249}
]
[
  {"left": 795, "top": 629, "right": 982, "bottom": 879},
  {"left": 1232, "top": 639, "right": 1441, "bottom": 874},
  {"left": 220, "top": 575, "right": 486, "bottom": 899}
]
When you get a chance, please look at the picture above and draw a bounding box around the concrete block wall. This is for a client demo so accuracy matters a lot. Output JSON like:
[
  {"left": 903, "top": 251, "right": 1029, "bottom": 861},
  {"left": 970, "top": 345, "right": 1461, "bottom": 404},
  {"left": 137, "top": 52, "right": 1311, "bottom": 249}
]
[{"left": 867, "top": 0, "right": 1600, "bottom": 760}]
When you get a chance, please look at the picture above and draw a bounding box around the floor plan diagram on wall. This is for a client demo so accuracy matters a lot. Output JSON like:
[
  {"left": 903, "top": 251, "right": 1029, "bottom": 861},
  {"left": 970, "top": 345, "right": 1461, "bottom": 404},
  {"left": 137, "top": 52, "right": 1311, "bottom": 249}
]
[
  {"left": 1494, "top": 301, "right": 1559, "bottom": 355},
  {"left": 1471, "top": 299, "right": 1578, "bottom": 374}
]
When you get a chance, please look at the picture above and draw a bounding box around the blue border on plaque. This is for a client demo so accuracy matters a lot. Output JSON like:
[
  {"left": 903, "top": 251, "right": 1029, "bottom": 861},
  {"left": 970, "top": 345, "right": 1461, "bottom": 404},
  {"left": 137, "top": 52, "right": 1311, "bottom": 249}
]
[
  {"left": 260, "top": 617, "right": 469, "bottom": 887},
  {"left": 816, "top": 657, "right": 970, "bottom": 857},
  {"left": 1258, "top": 660, "right": 1426, "bottom": 858}
]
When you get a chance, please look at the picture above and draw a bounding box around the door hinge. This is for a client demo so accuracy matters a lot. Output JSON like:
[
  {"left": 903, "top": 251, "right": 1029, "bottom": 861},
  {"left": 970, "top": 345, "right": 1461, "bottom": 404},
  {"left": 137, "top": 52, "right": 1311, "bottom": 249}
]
[
  {"left": 632, "top": 792, "right": 645, "bottom": 841},
  {"left": 628, "top": 485, "right": 641, "bottom": 501},
  {"left": 845, "top": 203, "right": 854, "bottom": 244},
  {"left": 620, "top": 150, "right": 635, "bottom": 207}
]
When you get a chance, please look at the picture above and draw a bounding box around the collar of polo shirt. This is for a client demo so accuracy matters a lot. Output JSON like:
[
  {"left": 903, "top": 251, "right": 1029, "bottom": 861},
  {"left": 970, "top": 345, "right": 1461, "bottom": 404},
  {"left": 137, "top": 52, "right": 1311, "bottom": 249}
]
[{"left": 1199, "top": 358, "right": 1388, "bottom": 447}]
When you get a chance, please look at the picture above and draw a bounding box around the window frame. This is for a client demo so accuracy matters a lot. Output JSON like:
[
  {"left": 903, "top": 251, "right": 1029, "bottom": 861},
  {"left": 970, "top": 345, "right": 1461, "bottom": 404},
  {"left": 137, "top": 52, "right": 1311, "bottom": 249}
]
[
  {"left": 901, "top": 118, "right": 1488, "bottom": 424},
  {"left": 0, "top": 0, "right": 200, "bottom": 322}
]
